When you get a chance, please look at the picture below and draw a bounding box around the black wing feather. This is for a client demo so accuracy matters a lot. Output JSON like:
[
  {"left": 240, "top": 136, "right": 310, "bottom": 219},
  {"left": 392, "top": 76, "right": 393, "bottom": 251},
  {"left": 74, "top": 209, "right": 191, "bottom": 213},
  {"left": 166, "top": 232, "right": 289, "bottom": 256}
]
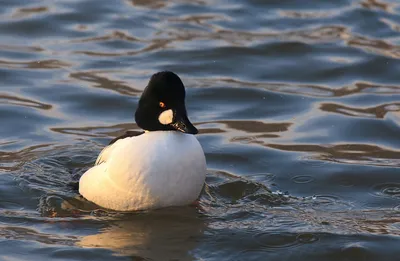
[{"left": 109, "top": 131, "right": 145, "bottom": 145}]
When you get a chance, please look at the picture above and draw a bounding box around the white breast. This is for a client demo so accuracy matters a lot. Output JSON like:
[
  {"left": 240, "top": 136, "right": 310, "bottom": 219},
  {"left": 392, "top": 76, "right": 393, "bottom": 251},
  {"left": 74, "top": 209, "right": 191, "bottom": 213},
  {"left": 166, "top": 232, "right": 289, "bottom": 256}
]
[{"left": 79, "top": 131, "right": 206, "bottom": 211}]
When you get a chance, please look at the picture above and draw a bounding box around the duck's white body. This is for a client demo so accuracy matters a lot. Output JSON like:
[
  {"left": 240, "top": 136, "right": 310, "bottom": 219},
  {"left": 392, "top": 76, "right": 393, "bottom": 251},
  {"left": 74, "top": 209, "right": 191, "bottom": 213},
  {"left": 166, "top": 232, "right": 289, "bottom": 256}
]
[{"left": 79, "top": 131, "right": 206, "bottom": 211}]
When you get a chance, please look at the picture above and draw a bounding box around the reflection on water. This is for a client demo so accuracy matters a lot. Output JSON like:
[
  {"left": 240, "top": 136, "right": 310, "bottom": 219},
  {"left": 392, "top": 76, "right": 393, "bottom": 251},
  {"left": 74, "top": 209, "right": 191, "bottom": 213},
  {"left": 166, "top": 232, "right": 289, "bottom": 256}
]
[
  {"left": 1, "top": 0, "right": 400, "bottom": 260},
  {"left": 77, "top": 208, "right": 205, "bottom": 260}
]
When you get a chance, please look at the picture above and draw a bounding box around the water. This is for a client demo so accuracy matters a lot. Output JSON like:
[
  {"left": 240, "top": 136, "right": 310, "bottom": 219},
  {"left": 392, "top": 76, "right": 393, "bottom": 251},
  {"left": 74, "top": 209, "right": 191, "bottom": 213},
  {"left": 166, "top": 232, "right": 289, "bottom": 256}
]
[{"left": 1, "top": 0, "right": 400, "bottom": 260}]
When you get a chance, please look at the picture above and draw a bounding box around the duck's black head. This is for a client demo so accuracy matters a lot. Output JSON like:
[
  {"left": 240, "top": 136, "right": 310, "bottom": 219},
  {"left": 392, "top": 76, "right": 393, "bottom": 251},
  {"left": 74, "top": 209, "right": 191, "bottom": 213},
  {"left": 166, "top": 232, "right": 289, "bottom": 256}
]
[{"left": 135, "top": 71, "right": 198, "bottom": 134}]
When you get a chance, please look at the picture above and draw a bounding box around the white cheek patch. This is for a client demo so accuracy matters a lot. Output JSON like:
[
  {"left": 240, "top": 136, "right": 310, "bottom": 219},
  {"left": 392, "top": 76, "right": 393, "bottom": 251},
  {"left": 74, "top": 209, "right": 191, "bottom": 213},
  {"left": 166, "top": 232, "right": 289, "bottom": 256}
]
[{"left": 158, "top": 109, "right": 174, "bottom": 125}]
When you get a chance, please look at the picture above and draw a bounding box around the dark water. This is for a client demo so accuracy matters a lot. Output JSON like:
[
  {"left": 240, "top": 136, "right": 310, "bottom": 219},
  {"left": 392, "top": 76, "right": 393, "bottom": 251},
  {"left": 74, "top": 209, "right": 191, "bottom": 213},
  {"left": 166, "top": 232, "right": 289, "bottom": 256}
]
[{"left": 1, "top": 0, "right": 400, "bottom": 260}]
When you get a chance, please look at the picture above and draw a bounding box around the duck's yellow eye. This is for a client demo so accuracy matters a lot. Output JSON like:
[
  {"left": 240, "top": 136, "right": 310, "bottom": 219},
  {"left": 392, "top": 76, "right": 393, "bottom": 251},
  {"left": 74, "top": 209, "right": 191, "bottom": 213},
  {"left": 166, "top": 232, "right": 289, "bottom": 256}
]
[{"left": 159, "top": 101, "right": 166, "bottom": 108}]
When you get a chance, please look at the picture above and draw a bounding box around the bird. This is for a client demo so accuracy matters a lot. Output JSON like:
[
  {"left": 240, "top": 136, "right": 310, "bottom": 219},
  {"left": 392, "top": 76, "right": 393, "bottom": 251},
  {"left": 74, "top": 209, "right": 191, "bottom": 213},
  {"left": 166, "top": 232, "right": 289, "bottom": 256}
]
[{"left": 79, "top": 71, "right": 206, "bottom": 211}]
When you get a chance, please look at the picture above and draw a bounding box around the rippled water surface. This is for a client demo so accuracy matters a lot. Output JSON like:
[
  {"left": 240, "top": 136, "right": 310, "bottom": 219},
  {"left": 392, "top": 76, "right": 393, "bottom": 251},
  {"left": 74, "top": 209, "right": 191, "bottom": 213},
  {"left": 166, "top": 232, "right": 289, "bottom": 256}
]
[{"left": 1, "top": 0, "right": 400, "bottom": 260}]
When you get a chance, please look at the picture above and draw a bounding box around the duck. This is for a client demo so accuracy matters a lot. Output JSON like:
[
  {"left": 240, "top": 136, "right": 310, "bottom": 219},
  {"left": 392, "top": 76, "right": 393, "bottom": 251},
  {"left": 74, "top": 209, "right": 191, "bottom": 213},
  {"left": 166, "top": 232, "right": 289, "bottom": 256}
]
[{"left": 79, "top": 71, "right": 206, "bottom": 211}]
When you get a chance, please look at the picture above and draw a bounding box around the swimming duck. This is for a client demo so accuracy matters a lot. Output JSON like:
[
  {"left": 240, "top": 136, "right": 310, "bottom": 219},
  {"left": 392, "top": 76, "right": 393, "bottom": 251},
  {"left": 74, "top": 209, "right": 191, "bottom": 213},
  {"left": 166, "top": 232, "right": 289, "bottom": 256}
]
[{"left": 79, "top": 71, "right": 206, "bottom": 211}]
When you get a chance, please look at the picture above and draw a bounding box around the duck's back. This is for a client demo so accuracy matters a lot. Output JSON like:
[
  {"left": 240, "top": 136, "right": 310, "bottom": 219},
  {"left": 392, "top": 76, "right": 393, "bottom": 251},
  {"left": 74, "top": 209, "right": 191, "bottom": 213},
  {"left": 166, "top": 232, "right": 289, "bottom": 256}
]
[{"left": 79, "top": 131, "right": 206, "bottom": 211}]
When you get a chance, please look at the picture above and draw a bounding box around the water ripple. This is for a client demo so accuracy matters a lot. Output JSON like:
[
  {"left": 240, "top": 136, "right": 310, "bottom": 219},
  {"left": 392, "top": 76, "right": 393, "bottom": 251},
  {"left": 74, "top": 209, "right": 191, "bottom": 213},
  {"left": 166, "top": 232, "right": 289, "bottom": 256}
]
[
  {"left": 320, "top": 102, "right": 400, "bottom": 119},
  {"left": 0, "top": 94, "right": 52, "bottom": 110},
  {"left": 268, "top": 143, "right": 400, "bottom": 167}
]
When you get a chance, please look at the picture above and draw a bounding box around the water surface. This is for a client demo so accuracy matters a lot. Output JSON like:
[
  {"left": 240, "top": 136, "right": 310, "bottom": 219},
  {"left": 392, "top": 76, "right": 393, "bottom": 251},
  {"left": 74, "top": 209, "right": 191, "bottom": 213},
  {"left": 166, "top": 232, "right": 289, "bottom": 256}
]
[{"left": 1, "top": 0, "right": 400, "bottom": 260}]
